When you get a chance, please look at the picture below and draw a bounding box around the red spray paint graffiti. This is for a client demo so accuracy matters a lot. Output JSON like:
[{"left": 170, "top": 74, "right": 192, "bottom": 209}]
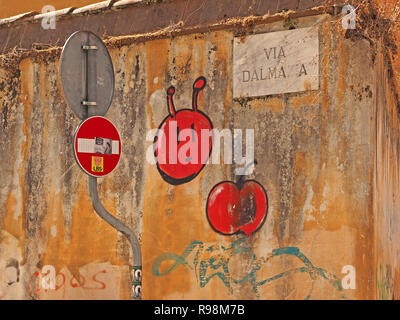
[
  {"left": 27, "top": 268, "right": 107, "bottom": 295},
  {"left": 206, "top": 176, "right": 268, "bottom": 237},
  {"left": 154, "top": 77, "right": 213, "bottom": 185}
]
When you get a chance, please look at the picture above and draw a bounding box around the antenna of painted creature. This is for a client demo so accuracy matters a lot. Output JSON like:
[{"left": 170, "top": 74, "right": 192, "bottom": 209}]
[
  {"left": 166, "top": 86, "right": 176, "bottom": 117},
  {"left": 192, "top": 76, "right": 207, "bottom": 112}
]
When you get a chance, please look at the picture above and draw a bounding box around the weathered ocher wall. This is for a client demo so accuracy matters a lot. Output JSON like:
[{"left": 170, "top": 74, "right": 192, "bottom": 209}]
[{"left": 0, "top": 5, "right": 398, "bottom": 299}]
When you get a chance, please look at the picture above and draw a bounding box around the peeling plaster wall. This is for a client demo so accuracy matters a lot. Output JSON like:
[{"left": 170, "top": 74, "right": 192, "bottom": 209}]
[
  {"left": 0, "top": 10, "right": 397, "bottom": 300},
  {"left": 375, "top": 44, "right": 400, "bottom": 300}
]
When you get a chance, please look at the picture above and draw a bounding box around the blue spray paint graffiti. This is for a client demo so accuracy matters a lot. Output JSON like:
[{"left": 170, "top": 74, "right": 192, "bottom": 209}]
[{"left": 153, "top": 237, "right": 345, "bottom": 299}]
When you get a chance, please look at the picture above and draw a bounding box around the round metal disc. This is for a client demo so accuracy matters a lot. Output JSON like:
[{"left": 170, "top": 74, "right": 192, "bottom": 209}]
[
  {"left": 73, "top": 116, "right": 122, "bottom": 178},
  {"left": 60, "top": 31, "right": 115, "bottom": 120}
]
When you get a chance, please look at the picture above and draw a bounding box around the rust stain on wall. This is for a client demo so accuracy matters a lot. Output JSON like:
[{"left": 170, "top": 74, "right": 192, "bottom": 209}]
[{"left": 375, "top": 42, "right": 400, "bottom": 299}]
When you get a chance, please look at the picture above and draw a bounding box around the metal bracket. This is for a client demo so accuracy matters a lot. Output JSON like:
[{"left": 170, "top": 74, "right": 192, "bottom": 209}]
[
  {"left": 82, "top": 42, "right": 95, "bottom": 116},
  {"left": 88, "top": 176, "right": 142, "bottom": 300},
  {"left": 81, "top": 101, "right": 97, "bottom": 106},
  {"left": 82, "top": 45, "right": 98, "bottom": 50}
]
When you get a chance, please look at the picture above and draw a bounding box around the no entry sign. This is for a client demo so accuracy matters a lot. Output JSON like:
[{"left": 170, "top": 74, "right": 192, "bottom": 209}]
[{"left": 73, "top": 116, "right": 121, "bottom": 177}]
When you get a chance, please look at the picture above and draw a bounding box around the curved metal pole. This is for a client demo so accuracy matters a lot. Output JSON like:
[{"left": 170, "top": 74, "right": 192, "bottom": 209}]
[{"left": 88, "top": 175, "right": 142, "bottom": 300}]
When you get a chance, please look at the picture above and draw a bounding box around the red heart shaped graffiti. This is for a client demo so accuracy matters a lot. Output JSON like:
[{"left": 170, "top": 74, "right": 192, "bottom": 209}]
[{"left": 206, "top": 179, "right": 268, "bottom": 237}]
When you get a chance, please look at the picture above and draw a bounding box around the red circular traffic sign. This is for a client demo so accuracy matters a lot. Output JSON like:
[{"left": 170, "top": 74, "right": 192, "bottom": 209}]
[{"left": 73, "top": 116, "right": 121, "bottom": 177}]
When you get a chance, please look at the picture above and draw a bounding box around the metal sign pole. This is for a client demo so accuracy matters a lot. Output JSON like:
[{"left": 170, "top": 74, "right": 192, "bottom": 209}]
[
  {"left": 61, "top": 31, "right": 142, "bottom": 300},
  {"left": 88, "top": 176, "right": 142, "bottom": 299}
]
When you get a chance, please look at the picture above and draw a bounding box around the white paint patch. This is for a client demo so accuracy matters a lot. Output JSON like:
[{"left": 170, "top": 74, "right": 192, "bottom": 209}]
[
  {"left": 149, "top": 89, "right": 167, "bottom": 126},
  {"left": 336, "top": 157, "right": 345, "bottom": 171},
  {"left": 153, "top": 77, "right": 159, "bottom": 84},
  {"left": 322, "top": 185, "right": 330, "bottom": 197},
  {"left": 319, "top": 185, "right": 330, "bottom": 212},
  {"left": 0, "top": 231, "right": 23, "bottom": 299},
  {"left": 303, "top": 179, "right": 316, "bottom": 221},
  {"left": 51, "top": 225, "right": 57, "bottom": 237}
]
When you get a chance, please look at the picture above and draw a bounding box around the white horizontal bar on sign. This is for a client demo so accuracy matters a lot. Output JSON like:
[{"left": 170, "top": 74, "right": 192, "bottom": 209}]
[
  {"left": 77, "top": 138, "right": 94, "bottom": 153},
  {"left": 77, "top": 138, "right": 120, "bottom": 155},
  {"left": 112, "top": 141, "right": 119, "bottom": 155}
]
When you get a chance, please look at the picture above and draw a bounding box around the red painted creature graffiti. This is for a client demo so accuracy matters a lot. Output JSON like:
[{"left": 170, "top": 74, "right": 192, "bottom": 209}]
[
  {"left": 154, "top": 77, "right": 213, "bottom": 185},
  {"left": 206, "top": 167, "right": 268, "bottom": 238}
]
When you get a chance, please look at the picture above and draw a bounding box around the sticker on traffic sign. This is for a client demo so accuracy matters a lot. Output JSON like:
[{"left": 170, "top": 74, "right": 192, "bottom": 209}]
[{"left": 73, "top": 116, "right": 121, "bottom": 177}]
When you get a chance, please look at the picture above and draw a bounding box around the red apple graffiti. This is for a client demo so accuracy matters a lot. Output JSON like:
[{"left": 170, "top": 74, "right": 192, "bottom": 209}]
[
  {"left": 206, "top": 174, "right": 268, "bottom": 237},
  {"left": 154, "top": 77, "right": 213, "bottom": 185}
]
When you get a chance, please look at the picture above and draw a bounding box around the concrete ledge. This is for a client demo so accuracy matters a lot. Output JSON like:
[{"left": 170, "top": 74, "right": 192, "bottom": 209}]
[
  {"left": 113, "top": 0, "right": 143, "bottom": 8},
  {"left": 0, "top": 0, "right": 346, "bottom": 54},
  {"left": 72, "top": 1, "right": 117, "bottom": 15},
  {"left": 0, "top": 11, "right": 38, "bottom": 27},
  {"left": 33, "top": 8, "right": 76, "bottom": 21}
]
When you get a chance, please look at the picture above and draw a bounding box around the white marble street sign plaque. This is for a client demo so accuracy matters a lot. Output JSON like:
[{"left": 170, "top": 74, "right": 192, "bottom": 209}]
[{"left": 233, "top": 27, "right": 319, "bottom": 98}]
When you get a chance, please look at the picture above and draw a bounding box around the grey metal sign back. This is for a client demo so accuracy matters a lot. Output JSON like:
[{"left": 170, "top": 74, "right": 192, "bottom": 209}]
[{"left": 60, "top": 31, "right": 115, "bottom": 119}]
